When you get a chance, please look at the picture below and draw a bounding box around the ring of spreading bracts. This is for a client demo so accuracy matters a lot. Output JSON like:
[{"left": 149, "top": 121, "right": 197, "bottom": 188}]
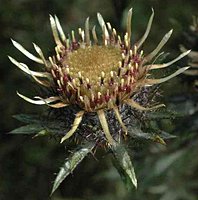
[{"left": 9, "top": 8, "right": 190, "bottom": 146}]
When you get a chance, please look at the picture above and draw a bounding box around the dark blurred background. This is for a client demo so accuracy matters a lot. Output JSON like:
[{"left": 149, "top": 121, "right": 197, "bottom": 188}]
[{"left": 1, "top": 0, "right": 198, "bottom": 199}]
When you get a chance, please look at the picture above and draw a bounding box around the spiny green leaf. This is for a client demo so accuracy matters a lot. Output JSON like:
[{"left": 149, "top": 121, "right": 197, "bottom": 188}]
[
  {"left": 12, "top": 114, "right": 67, "bottom": 135},
  {"left": 13, "top": 114, "right": 41, "bottom": 124},
  {"left": 156, "top": 130, "right": 177, "bottom": 139},
  {"left": 128, "top": 126, "right": 153, "bottom": 139},
  {"left": 51, "top": 142, "right": 95, "bottom": 195},
  {"left": 128, "top": 126, "right": 176, "bottom": 144},
  {"left": 146, "top": 109, "right": 178, "bottom": 120},
  {"left": 111, "top": 144, "right": 137, "bottom": 190},
  {"left": 9, "top": 124, "right": 44, "bottom": 134}
]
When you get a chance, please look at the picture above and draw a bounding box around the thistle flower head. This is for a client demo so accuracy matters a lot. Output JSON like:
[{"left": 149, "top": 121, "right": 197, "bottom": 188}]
[
  {"left": 181, "top": 16, "right": 198, "bottom": 87},
  {"left": 9, "top": 9, "right": 190, "bottom": 146}
]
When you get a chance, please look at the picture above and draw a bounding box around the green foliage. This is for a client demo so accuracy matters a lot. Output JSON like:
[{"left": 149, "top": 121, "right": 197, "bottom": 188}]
[
  {"left": 10, "top": 124, "right": 44, "bottom": 134},
  {"left": 111, "top": 144, "right": 137, "bottom": 190},
  {"left": 51, "top": 142, "right": 95, "bottom": 195}
]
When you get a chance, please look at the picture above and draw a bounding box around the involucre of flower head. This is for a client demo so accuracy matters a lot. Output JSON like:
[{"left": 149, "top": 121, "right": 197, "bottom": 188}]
[{"left": 9, "top": 9, "right": 190, "bottom": 147}]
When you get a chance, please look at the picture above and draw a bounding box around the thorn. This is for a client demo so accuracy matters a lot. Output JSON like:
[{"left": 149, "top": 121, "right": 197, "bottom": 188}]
[
  {"left": 121, "top": 78, "right": 124, "bottom": 87},
  {"left": 107, "top": 22, "right": 112, "bottom": 31},
  {"left": 78, "top": 71, "right": 82, "bottom": 78},
  {"left": 113, "top": 28, "right": 117, "bottom": 36},
  {"left": 49, "top": 56, "right": 54, "bottom": 65},
  {"left": 86, "top": 78, "right": 90, "bottom": 83},
  {"left": 98, "top": 92, "right": 101, "bottom": 98},
  {"left": 118, "top": 35, "right": 121, "bottom": 44},
  {"left": 130, "top": 49, "right": 133, "bottom": 56},
  {"left": 57, "top": 80, "right": 62, "bottom": 87},
  {"left": 71, "top": 30, "right": 75, "bottom": 42},
  {"left": 134, "top": 45, "right": 137, "bottom": 55},
  {"left": 110, "top": 71, "right": 114, "bottom": 77},
  {"left": 118, "top": 61, "right": 122, "bottom": 68},
  {"left": 51, "top": 69, "right": 56, "bottom": 78},
  {"left": 66, "top": 67, "right": 70, "bottom": 74},
  {"left": 79, "top": 96, "right": 84, "bottom": 102}
]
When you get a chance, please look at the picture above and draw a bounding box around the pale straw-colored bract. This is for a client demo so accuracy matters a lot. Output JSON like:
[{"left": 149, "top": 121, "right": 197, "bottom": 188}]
[{"left": 9, "top": 9, "right": 190, "bottom": 146}]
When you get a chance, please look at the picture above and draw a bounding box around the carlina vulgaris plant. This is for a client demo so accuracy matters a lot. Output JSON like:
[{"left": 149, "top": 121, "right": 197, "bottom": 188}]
[{"left": 9, "top": 8, "right": 191, "bottom": 192}]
